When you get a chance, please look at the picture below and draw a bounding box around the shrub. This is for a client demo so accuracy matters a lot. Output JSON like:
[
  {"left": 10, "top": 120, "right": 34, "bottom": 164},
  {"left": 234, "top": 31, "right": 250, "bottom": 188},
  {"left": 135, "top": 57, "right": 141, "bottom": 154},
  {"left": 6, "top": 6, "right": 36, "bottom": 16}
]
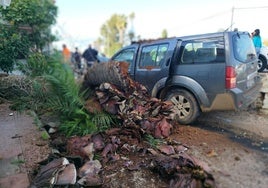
[{"left": 13, "top": 51, "right": 115, "bottom": 136}]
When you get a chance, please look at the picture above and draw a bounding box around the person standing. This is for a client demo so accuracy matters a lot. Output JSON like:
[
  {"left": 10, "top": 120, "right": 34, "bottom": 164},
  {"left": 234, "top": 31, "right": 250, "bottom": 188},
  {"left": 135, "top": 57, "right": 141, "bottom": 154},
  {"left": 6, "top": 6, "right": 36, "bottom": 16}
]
[
  {"left": 82, "top": 44, "right": 99, "bottom": 67},
  {"left": 73, "top": 47, "right": 82, "bottom": 70},
  {"left": 62, "top": 44, "right": 71, "bottom": 64},
  {"left": 252, "top": 29, "right": 262, "bottom": 56}
]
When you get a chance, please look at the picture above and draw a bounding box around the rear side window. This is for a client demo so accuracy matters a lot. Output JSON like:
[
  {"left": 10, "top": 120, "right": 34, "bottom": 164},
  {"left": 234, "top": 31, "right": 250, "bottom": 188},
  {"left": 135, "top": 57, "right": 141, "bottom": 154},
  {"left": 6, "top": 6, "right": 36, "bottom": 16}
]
[
  {"left": 139, "top": 43, "right": 168, "bottom": 68},
  {"left": 181, "top": 37, "right": 225, "bottom": 64},
  {"left": 233, "top": 33, "right": 257, "bottom": 63}
]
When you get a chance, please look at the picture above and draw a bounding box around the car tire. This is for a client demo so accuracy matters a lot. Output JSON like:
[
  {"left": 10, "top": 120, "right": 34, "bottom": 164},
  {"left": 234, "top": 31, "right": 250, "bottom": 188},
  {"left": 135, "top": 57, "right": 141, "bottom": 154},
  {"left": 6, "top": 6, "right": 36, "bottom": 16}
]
[
  {"left": 257, "top": 55, "right": 267, "bottom": 72},
  {"left": 165, "top": 89, "right": 200, "bottom": 125}
]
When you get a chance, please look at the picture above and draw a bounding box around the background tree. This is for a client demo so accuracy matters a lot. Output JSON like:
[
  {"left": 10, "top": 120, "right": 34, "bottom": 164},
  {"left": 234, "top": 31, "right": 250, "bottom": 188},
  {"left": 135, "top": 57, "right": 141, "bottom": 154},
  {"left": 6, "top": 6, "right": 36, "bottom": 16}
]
[
  {"left": 0, "top": 0, "right": 57, "bottom": 73},
  {"left": 161, "top": 29, "right": 168, "bottom": 38},
  {"left": 94, "top": 37, "right": 104, "bottom": 53},
  {"left": 100, "top": 14, "right": 128, "bottom": 57}
]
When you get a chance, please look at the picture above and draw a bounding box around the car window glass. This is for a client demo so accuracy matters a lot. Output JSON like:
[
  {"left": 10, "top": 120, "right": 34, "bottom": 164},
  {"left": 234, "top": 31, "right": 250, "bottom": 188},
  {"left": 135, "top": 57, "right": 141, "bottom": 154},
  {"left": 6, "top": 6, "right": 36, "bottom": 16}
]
[
  {"left": 181, "top": 37, "right": 225, "bottom": 64},
  {"left": 112, "top": 48, "right": 135, "bottom": 65},
  {"left": 233, "top": 33, "right": 257, "bottom": 63},
  {"left": 139, "top": 43, "right": 169, "bottom": 68}
]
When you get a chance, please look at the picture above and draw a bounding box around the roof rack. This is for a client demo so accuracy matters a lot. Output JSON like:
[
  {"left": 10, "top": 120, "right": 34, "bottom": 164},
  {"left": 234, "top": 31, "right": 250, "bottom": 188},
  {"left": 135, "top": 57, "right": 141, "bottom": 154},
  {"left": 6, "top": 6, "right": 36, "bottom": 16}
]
[{"left": 131, "top": 37, "right": 175, "bottom": 45}]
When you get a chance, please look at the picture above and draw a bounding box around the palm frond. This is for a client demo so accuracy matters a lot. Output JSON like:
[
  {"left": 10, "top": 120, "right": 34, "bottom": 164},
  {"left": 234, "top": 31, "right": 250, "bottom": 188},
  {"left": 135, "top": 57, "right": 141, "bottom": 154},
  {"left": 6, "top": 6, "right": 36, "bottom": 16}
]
[
  {"left": 60, "top": 113, "right": 97, "bottom": 137},
  {"left": 92, "top": 112, "right": 116, "bottom": 132},
  {"left": 145, "top": 134, "right": 164, "bottom": 149},
  {"left": 6, "top": 50, "right": 100, "bottom": 137}
]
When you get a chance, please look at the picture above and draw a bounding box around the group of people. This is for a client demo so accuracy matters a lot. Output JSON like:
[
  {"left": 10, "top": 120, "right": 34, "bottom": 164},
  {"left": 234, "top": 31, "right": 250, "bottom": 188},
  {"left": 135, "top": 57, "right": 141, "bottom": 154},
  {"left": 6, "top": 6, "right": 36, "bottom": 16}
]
[{"left": 61, "top": 44, "right": 100, "bottom": 72}]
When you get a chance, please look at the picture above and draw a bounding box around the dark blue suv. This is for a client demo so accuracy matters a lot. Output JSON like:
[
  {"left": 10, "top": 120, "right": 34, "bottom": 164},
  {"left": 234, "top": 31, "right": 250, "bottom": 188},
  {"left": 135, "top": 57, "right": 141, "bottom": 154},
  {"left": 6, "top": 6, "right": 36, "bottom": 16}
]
[{"left": 111, "top": 31, "right": 262, "bottom": 124}]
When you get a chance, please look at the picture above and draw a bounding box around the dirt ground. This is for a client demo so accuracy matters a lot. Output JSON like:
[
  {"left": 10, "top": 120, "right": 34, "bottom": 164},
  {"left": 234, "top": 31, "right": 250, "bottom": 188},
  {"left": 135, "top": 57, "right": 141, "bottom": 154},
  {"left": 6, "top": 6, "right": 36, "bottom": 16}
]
[
  {"left": 98, "top": 110, "right": 268, "bottom": 188},
  {"left": 19, "top": 109, "right": 267, "bottom": 188},
  {"left": 171, "top": 124, "right": 268, "bottom": 188},
  {"left": 187, "top": 110, "right": 268, "bottom": 188}
]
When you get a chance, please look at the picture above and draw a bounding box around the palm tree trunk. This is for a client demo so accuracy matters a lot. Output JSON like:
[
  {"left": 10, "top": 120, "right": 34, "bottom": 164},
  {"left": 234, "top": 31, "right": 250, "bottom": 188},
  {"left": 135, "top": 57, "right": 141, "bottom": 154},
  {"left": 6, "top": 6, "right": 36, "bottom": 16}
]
[{"left": 83, "top": 61, "right": 129, "bottom": 89}]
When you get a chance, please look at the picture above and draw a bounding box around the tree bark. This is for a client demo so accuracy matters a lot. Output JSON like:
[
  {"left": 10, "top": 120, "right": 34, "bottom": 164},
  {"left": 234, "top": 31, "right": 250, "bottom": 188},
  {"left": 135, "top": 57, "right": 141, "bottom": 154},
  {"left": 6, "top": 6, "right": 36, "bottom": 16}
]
[{"left": 83, "top": 61, "right": 129, "bottom": 90}]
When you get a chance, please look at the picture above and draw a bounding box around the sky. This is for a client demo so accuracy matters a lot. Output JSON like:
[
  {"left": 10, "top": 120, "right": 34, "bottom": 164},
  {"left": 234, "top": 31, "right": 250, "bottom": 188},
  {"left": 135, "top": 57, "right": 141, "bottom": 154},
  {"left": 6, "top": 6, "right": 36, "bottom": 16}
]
[{"left": 52, "top": 0, "right": 268, "bottom": 52}]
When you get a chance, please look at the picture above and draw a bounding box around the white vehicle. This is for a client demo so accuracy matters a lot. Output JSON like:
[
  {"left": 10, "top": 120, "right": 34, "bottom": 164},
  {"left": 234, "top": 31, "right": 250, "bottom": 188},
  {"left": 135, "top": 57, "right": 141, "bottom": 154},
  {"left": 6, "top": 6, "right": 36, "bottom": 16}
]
[{"left": 258, "top": 46, "right": 268, "bottom": 72}]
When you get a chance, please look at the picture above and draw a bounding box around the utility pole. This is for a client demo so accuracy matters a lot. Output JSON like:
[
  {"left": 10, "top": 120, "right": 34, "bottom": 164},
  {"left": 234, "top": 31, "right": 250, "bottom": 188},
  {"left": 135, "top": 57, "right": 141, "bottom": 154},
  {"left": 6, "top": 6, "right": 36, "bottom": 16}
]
[{"left": 230, "top": 7, "right": 234, "bottom": 31}]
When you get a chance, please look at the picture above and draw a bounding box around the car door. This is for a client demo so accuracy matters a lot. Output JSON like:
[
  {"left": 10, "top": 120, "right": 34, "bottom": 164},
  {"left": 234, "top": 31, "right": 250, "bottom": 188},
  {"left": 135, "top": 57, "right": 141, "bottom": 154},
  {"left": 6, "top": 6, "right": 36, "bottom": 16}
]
[
  {"left": 111, "top": 44, "right": 139, "bottom": 79},
  {"left": 134, "top": 39, "right": 177, "bottom": 93}
]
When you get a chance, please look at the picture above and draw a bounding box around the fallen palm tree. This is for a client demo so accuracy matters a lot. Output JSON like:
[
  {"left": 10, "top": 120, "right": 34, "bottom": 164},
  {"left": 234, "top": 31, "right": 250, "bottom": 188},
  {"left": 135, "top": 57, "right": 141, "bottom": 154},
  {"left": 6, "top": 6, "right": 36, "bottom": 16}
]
[
  {"left": 83, "top": 61, "right": 175, "bottom": 139},
  {"left": 31, "top": 61, "right": 216, "bottom": 187}
]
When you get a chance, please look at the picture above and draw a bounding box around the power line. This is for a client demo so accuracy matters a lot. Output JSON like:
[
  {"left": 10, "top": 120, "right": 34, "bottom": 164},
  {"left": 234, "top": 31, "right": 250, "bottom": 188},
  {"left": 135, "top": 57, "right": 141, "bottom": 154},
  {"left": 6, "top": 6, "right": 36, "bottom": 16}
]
[
  {"left": 230, "top": 6, "right": 268, "bottom": 30},
  {"left": 233, "top": 6, "right": 268, "bottom": 10}
]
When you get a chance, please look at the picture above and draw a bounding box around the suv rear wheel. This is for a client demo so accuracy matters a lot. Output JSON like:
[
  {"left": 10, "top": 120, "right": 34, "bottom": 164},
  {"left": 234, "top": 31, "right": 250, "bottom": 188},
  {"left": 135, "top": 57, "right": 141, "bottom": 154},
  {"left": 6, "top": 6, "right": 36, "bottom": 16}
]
[{"left": 166, "top": 89, "right": 200, "bottom": 124}]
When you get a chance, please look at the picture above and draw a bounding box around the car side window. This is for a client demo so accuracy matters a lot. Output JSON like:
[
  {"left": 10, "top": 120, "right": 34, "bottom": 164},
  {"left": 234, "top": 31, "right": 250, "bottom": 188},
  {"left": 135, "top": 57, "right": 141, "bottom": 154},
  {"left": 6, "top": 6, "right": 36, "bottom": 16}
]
[
  {"left": 181, "top": 37, "right": 225, "bottom": 64},
  {"left": 139, "top": 43, "right": 168, "bottom": 68},
  {"left": 112, "top": 48, "right": 135, "bottom": 65}
]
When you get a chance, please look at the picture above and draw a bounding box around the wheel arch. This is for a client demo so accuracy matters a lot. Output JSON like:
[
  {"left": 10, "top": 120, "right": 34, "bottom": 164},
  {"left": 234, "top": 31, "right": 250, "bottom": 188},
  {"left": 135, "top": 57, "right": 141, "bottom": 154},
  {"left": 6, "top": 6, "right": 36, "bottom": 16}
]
[
  {"left": 151, "top": 77, "right": 167, "bottom": 98},
  {"left": 159, "top": 75, "right": 210, "bottom": 110}
]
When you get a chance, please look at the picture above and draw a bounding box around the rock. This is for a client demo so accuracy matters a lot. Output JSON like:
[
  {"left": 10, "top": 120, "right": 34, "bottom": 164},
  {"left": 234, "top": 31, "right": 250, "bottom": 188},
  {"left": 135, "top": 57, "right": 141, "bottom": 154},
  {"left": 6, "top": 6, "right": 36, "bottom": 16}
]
[
  {"left": 78, "top": 160, "right": 102, "bottom": 178},
  {"left": 206, "top": 149, "right": 218, "bottom": 157},
  {"left": 52, "top": 163, "right": 77, "bottom": 185},
  {"left": 92, "top": 133, "right": 105, "bottom": 151},
  {"left": 154, "top": 118, "right": 173, "bottom": 138},
  {"left": 48, "top": 127, "right": 57, "bottom": 134},
  {"left": 31, "top": 157, "right": 70, "bottom": 187},
  {"left": 147, "top": 148, "right": 159, "bottom": 155},
  {"left": 158, "top": 144, "right": 175, "bottom": 155},
  {"left": 77, "top": 173, "right": 102, "bottom": 186},
  {"left": 82, "top": 143, "right": 95, "bottom": 160},
  {"left": 66, "top": 135, "right": 91, "bottom": 159},
  {"left": 101, "top": 143, "right": 114, "bottom": 158},
  {"left": 174, "top": 145, "right": 188, "bottom": 153}
]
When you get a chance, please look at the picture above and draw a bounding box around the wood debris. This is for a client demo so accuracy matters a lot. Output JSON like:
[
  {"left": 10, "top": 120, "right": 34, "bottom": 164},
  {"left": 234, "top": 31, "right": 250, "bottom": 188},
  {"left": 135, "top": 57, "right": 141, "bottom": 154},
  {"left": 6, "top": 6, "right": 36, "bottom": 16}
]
[{"left": 31, "top": 61, "right": 216, "bottom": 187}]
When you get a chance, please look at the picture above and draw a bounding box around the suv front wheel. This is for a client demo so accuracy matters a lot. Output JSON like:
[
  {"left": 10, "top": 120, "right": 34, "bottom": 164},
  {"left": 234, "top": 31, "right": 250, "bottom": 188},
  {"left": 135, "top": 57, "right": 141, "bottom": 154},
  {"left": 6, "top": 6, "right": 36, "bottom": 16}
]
[{"left": 166, "top": 89, "right": 200, "bottom": 125}]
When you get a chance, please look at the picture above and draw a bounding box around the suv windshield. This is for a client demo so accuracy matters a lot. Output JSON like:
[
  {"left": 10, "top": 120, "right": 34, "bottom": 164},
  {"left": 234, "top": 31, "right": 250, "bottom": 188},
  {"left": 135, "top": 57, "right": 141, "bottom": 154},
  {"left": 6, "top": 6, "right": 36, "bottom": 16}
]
[{"left": 233, "top": 33, "right": 257, "bottom": 63}]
